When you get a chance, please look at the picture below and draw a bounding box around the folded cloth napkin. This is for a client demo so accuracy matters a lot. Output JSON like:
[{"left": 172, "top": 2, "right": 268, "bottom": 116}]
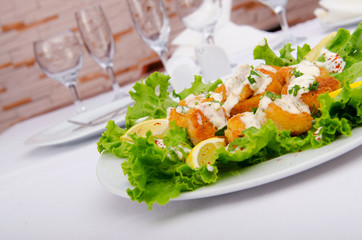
[
  {"left": 172, "top": 21, "right": 276, "bottom": 59},
  {"left": 314, "top": 0, "right": 362, "bottom": 26}
]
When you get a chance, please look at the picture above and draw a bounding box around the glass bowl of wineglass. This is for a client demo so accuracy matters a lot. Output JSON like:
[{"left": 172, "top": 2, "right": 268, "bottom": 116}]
[
  {"left": 75, "top": 4, "right": 126, "bottom": 99},
  {"left": 258, "top": 0, "right": 306, "bottom": 49},
  {"left": 174, "top": 0, "right": 222, "bottom": 45},
  {"left": 126, "top": 0, "right": 170, "bottom": 70},
  {"left": 34, "top": 30, "right": 85, "bottom": 113}
]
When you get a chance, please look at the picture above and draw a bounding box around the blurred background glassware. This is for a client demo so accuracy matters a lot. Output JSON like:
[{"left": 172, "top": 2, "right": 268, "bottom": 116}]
[
  {"left": 75, "top": 5, "right": 125, "bottom": 99},
  {"left": 127, "top": 0, "right": 170, "bottom": 71},
  {"left": 175, "top": 0, "right": 222, "bottom": 45},
  {"left": 257, "top": 0, "right": 306, "bottom": 49},
  {"left": 34, "top": 30, "right": 85, "bottom": 113}
]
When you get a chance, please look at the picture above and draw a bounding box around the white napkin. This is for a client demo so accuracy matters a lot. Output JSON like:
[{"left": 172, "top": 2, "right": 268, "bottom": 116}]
[
  {"left": 314, "top": 0, "right": 362, "bottom": 25},
  {"left": 172, "top": 21, "right": 276, "bottom": 59}
]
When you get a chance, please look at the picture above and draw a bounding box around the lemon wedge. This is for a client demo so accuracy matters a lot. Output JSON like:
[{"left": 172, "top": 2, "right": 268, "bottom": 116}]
[
  {"left": 186, "top": 137, "right": 226, "bottom": 170},
  {"left": 120, "top": 119, "right": 169, "bottom": 142},
  {"left": 329, "top": 81, "right": 362, "bottom": 98},
  {"left": 305, "top": 31, "right": 337, "bottom": 62}
]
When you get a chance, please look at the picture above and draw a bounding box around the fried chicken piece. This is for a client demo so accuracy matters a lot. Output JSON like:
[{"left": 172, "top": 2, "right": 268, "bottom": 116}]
[
  {"left": 230, "top": 78, "right": 282, "bottom": 116},
  {"left": 281, "top": 75, "right": 341, "bottom": 110},
  {"left": 263, "top": 97, "right": 313, "bottom": 135},
  {"left": 225, "top": 112, "right": 260, "bottom": 143}
]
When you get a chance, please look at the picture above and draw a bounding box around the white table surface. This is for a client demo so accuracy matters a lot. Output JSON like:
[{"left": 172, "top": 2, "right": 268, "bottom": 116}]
[{"left": 1, "top": 19, "right": 361, "bottom": 240}]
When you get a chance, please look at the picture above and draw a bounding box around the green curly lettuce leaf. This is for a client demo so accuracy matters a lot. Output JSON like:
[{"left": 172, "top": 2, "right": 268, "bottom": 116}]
[
  {"left": 253, "top": 38, "right": 311, "bottom": 66},
  {"left": 173, "top": 75, "right": 223, "bottom": 100},
  {"left": 97, "top": 120, "right": 131, "bottom": 158},
  {"left": 125, "top": 72, "right": 178, "bottom": 128},
  {"left": 216, "top": 84, "right": 362, "bottom": 166},
  {"left": 122, "top": 124, "right": 218, "bottom": 210},
  {"left": 325, "top": 22, "right": 362, "bottom": 70}
]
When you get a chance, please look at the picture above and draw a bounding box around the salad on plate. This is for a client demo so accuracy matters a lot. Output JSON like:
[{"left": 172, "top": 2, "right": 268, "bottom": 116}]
[{"left": 97, "top": 23, "right": 362, "bottom": 209}]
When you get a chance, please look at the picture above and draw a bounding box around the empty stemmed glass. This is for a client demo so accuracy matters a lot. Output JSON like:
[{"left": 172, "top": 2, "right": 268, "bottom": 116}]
[
  {"left": 175, "top": 0, "right": 222, "bottom": 45},
  {"left": 127, "top": 0, "right": 170, "bottom": 70},
  {"left": 34, "top": 30, "right": 85, "bottom": 113},
  {"left": 75, "top": 5, "right": 125, "bottom": 99},
  {"left": 258, "top": 0, "right": 306, "bottom": 49}
]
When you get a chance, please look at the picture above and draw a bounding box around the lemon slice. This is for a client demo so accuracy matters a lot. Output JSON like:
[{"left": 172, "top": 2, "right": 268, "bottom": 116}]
[
  {"left": 120, "top": 119, "right": 169, "bottom": 141},
  {"left": 305, "top": 31, "right": 337, "bottom": 62},
  {"left": 329, "top": 81, "right": 362, "bottom": 98},
  {"left": 186, "top": 137, "right": 226, "bottom": 170}
]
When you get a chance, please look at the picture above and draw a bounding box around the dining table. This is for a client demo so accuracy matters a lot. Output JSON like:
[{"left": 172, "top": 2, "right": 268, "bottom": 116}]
[{"left": 1, "top": 18, "right": 361, "bottom": 240}]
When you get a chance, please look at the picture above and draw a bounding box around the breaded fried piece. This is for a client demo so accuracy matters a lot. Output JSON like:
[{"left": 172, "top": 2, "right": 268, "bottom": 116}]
[
  {"left": 168, "top": 108, "right": 188, "bottom": 128},
  {"left": 215, "top": 83, "right": 253, "bottom": 103},
  {"left": 275, "top": 66, "right": 292, "bottom": 86},
  {"left": 225, "top": 114, "right": 247, "bottom": 143},
  {"left": 230, "top": 95, "right": 260, "bottom": 116},
  {"left": 230, "top": 78, "right": 282, "bottom": 116},
  {"left": 256, "top": 65, "right": 280, "bottom": 82},
  {"left": 264, "top": 102, "right": 313, "bottom": 135},
  {"left": 185, "top": 108, "right": 218, "bottom": 145},
  {"left": 214, "top": 84, "right": 227, "bottom": 102},
  {"left": 281, "top": 76, "right": 341, "bottom": 110}
]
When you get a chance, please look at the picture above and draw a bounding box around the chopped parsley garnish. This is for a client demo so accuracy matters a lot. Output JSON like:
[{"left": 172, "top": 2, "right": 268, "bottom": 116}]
[
  {"left": 205, "top": 93, "right": 211, "bottom": 98},
  {"left": 288, "top": 85, "right": 301, "bottom": 97},
  {"left": 252, "top": 107, "right": 258, "bottom": 114},
  {"left": 292, "top": 68, "right": 304, "bottom": 78},
  {"left": 248, "top": 76, "right": 257, "bottom": 84},
  {"left": 309, "top": 81, "right": 319, "bottom": 91},
  {"left": 211, "top": 100, "right": 224, "bottom": 105},
  {"left": 215, "top": 125, "right": 227, "bottom": 136},
  {"left": 265, "top": 91, "right": 281, "bottom": 101},
  {"left": 247, "top": 66, "right": 261, "bottom": 84}
]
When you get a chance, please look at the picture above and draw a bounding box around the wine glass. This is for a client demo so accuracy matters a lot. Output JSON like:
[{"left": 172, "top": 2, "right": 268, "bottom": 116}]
[
  {"left": 34, "top": 30, "right": 85, "bottom": 113},
  {"left": 258, "top": 0, "right": 306, "bottom": 49},
  {"left": 75, "top": 5, "right": 125, "bottom": 99},
  {"left": 175, "top": 0, "right": 222, "bottom": 45},
  {"left": 126, "top": 0, "right": 170, "bottom": 70}
]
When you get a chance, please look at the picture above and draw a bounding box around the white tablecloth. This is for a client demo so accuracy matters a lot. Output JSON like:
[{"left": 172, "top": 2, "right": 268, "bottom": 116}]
[{"left": 1, "top": 19, "right": 361, "bottom": 239}]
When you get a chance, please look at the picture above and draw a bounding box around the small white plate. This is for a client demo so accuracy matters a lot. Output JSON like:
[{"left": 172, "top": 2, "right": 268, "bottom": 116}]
[
  {"left": 97, "top": 127, "right": 362, "bottom": 201},
  {"left": 25, "top": 97, "right": 133, "bottom": 147}
]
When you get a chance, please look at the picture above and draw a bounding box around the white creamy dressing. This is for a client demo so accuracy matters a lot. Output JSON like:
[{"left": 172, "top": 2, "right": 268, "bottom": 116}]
[
  {"left": 135, "top": 116, "right": 150, "bottom": 124},
  {"left": 196, "top": 112, "right": 203, "bottom": 125},
  {"left": 175, "top": 105, "right": 191, "bottom": 114},
  {"left": 274, "top": 95, "right": 310, "bottom": 114},
  {"left": 239, "top": 112, "right": 261, "bottom": 129},
  {"left": 255, "top": 96, "right": 273, "bottom": 123},
  {"left": 288, "top": 60, "right": 321, "bottom": 98},
  {"left": 295, "top": 60, "right": 321, "bottom": 76},
  {"left": 252, "top": 72, "right": 273, "bottom": 95},
  {"left": 154, "top": 139, "right": 166, "bottom": 148},
  {"left": 222, "top": 65, "right": 251, "bottom": 115},
  {"left": 222, "top": 64, "right": 273, "bottom": 115},
  {"left": 195, "top": 102, "right": 227, "bottom": 129},
  {"left": 287, "top": 74, "right": 316, "bottom": 98},
  {"left": 154, "top": 84, "right": 160, "bottom": 96},
  {"left": 316, "top": 48, "right": 345, "bottom": 73},
  {"left": 257, "top": 64, "right": 277, "bottom": 73},
  {"left": 183, "top": 94, "right": 199, "bottom": 107},
  {"left": 255, "top": 94, "right": 310, "bottom": 125}
]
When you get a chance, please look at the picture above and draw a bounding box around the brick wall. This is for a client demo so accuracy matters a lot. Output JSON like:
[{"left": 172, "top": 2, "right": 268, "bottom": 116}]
[{"left": 0, "top": 0, "right": 318, "bottom": 133}]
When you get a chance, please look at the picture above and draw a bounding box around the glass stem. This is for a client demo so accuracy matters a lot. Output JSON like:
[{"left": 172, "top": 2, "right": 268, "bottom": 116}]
[
  {"left": 157, "top": 47, "right": 169, "bottom": 73},
  {"left": 274, "top": 6, "right": 292, "bottom": 39},
  {"left": 67, "top": 82, "right": 85, "bottom": 113},
  {"left": 105, "top": 65, "right": 123, "bottom": 99},
  {"left": 203, "top": 31, "right": 215, "bottom": 45}
]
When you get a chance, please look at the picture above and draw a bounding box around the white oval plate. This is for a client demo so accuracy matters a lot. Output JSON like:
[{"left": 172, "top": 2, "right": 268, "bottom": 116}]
[{"left": 97, "top": 127, "right": 362, "bottom": 201}]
